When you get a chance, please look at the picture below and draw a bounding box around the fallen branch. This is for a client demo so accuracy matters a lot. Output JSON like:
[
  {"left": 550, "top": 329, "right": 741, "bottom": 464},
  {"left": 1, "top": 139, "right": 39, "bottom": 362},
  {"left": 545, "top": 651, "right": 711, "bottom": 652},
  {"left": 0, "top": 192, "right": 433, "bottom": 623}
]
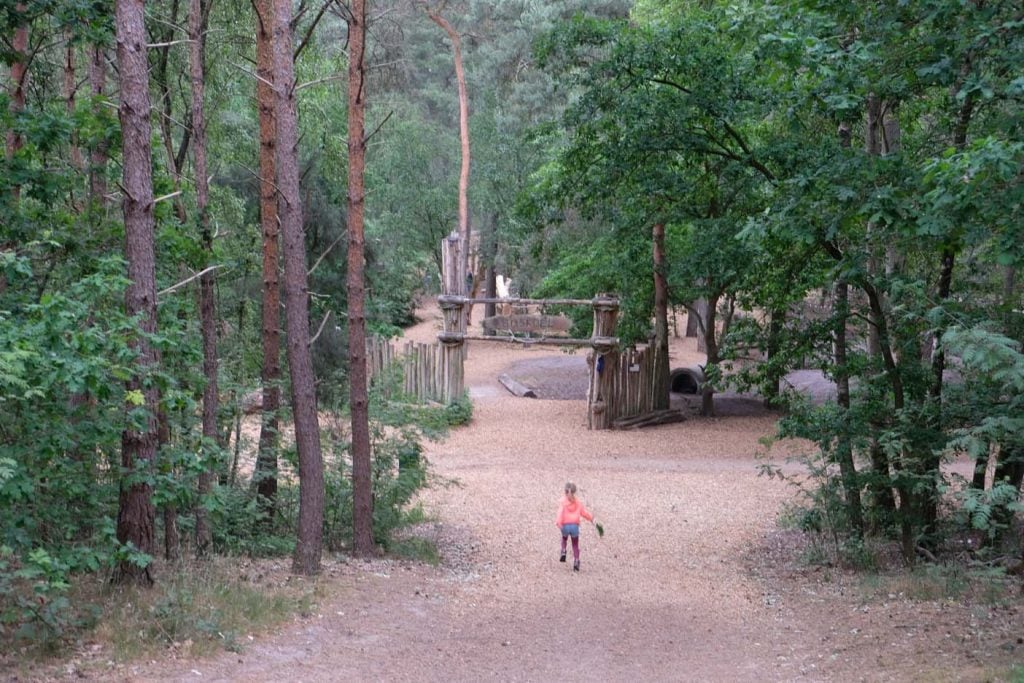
[{"left": 157, "top": 265, "right": 221, "bottom": 297}]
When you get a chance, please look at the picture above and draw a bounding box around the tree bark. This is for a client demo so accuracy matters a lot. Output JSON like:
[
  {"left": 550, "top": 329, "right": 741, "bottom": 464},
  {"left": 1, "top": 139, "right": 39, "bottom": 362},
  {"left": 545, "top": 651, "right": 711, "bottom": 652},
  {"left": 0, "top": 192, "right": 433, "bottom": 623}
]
[
  {"left": 862, "top": 95, "right": 898, "bottom": 525},
  {"left": 190, "top": 0, "right": 218, "bottom": 558},
  {"left": 685, "top": 300, "right": 703, "bottom": 338},
  {"left": 254, "top": 0, "right": 281, "bottom": 512},
  {"left": 832, "top": 113, "right": 863, "bottom": 536},
  {"left": 159, "top": 409, "right": 179, "bottom": 561},
  {"left": 272, "top": 0, "right": 324, "bottom": 576},
  {"left": 64, "top": 32, "right": 84, "bottom": 173},
  {"left": 482, "top": 213, "right": 497, "bottom": 336},
  {"left": 424, "top": 7, "right": 471, "bottom": 306},
  {"left": 89, "top": 45, "right": 109, "bottom": 207},
  {"left": 919, "top": 91, "right": 974, "bottom": 540},
  {"left": 153, "top": 0, "right": 190, "bottom": 225},
  {"left": 7, "top": 3, "right": 28, "bottom": 201},
  {"left": 833, "top": 280, "right": 864, "bottom": 537},
  {"left": 346, "top": 0, "right": 374, "bottom": 557},
  {"left": 762, "top": 309, "right": 784, "bottom": 407},
  {"left": 652, "top": 223, "right": 670, "bottom": 410},
  {"left": 114, "top": 0, "right": 159, "bottom": 586},
  {"left": 700, "top": 293, "right": 719, "bottom": 417}
]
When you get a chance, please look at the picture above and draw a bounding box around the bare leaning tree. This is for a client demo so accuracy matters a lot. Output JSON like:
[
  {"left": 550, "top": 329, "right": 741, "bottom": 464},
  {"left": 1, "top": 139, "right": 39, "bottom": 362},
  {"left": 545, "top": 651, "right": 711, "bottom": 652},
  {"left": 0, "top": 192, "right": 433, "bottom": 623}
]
[{"left": 417, "top": 1, "right": 472, "bottom": 305}]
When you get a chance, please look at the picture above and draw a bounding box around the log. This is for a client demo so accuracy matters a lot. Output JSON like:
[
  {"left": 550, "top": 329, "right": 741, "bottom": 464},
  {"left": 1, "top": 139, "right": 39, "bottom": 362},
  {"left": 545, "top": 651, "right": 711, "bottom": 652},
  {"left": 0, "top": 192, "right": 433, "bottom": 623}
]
[
  {"left": 498, "top": 373, "right": 537, "bottom": 398},
  {"left": 611, "top": 409, "right": 686, "bottom": 430}
]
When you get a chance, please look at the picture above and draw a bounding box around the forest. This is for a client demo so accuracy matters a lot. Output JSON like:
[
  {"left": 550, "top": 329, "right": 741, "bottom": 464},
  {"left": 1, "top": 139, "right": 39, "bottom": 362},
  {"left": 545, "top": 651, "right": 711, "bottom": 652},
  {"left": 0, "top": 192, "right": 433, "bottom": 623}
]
[{"left": 1, "top": 0, "right": 1022, "bottom": 669}]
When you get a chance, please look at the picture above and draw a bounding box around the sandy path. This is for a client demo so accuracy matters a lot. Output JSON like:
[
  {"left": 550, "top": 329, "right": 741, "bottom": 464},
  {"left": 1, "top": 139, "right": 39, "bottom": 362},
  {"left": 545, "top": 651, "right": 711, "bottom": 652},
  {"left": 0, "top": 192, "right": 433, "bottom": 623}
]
[{"left": 115, "top": 304, "right": 1018, "bottom": 682}]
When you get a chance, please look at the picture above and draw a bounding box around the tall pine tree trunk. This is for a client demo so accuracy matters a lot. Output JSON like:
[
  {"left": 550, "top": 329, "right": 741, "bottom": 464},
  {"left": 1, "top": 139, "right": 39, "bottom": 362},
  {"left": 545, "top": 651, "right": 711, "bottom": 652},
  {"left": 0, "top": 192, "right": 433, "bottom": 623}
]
[
  {"left": 254, "top": 0, "right": 281, "bottom": 513},
  {"left": 347, "top": 0, "right": 374, "bottom": 557},
  {"left": 272, "top": 0, "right": 324, "bottom": 576},
  {"left": 114, "top": 0, "right": 159, "bottom": 586}
]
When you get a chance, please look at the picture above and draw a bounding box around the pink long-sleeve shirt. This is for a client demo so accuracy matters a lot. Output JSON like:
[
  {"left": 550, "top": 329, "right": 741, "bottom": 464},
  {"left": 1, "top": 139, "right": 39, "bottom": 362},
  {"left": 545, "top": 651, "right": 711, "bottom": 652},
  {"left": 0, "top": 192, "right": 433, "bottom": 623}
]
[{"left": 556, "top": 495, "right": 593, "bottom": 527}]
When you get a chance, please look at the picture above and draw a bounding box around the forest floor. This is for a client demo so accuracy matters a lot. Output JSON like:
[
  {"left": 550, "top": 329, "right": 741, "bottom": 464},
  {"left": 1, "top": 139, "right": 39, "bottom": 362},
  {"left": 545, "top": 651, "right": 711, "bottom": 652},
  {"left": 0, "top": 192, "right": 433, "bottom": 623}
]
[{"left": 44, "top": 304, "right": 1024, "bottom": 681}]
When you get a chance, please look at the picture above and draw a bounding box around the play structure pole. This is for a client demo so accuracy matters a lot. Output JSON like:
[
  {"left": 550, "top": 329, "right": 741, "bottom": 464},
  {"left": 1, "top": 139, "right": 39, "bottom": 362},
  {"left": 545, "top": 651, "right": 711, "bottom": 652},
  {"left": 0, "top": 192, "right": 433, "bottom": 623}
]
[{"left": 588, "top": 295, "right": 620, "bottom": 430}]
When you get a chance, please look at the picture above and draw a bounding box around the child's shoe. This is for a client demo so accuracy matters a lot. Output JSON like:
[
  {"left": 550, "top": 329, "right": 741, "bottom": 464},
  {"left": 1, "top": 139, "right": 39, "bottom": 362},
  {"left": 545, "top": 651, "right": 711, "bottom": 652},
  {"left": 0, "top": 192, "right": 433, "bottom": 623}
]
[
  {"left": 573, "top": 559, "right": 580, "bottom": 572},
  {"left": 559, "top": 551, "right": 566, "bottom": 562}
]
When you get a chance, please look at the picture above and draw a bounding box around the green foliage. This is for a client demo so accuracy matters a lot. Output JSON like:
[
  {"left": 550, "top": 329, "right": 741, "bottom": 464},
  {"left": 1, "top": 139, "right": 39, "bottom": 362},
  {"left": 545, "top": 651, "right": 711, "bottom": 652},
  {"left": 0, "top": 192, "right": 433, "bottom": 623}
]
[
  {"left": 0, "top": 546, "right": 73, "bottom": 650},
  {"left": 764, "top": 444, "right": 869, "bottom": 568},
  {"left": 862, "top": 563, "right": 1011, "bottom": 605},
  {"left": 0, "top": 257, "right": 132, "bottom": 559},
  {"left": 96, "top": 561, "right": 317, "bottom": 661},
  {"left": 443, "top": 394, "right": 474, "bottom": 428},
  {"left": 955, "top": 482, "right": 1023, "bottom": 544}
]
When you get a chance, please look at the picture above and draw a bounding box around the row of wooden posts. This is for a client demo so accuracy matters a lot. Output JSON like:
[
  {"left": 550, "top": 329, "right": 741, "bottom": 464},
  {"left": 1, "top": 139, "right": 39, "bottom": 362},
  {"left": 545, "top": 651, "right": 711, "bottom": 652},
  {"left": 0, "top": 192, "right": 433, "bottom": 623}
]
[{"left": 365, "top": 292, "right": 665, "bottom": 429}]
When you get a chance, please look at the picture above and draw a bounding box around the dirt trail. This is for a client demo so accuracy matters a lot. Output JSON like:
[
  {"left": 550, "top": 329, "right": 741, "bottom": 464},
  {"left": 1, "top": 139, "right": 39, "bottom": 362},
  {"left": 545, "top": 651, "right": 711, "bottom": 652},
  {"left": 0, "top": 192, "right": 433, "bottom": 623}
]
[{"left": 119, "top": 304, "right": 1020, "bottom": 682}]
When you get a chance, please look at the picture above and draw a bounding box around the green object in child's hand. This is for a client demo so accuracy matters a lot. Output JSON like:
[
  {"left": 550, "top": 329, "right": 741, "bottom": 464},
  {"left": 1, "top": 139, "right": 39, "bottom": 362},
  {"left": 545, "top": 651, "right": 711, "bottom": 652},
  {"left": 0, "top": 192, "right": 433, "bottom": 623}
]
[{"left": 595, "top": 522, "right": 604, "bottom": 537}]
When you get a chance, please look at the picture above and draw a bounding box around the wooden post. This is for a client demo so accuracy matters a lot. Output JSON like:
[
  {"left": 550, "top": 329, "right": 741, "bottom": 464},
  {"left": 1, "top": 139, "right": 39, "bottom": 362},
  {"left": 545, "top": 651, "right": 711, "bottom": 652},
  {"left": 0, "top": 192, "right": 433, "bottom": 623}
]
[
  {"left": 438, "top": 293, "right": 466, "bottom": 402},
  {"left": 439, "top": 233, "right": 468, "bottom": 401},
  {"left": 588, "top": 295, "right": 620, "bottom": 430},
  {"left": 441, "top": 231, "right": 470, "bottom": 359}
]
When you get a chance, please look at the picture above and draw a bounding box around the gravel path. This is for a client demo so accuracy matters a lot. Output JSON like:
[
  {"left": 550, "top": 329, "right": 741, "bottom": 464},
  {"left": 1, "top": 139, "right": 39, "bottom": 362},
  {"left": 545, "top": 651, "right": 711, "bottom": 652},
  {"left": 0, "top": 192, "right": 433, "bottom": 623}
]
[{"left": 117, "top": 304, "right": 1022, "bottom": 683}]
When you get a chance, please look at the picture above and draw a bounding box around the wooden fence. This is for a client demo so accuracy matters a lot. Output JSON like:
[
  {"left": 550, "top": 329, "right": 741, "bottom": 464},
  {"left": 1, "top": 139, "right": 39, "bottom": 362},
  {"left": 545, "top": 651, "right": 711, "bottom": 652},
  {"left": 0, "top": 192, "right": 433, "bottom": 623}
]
[
  {"left": 366, "top": 336, "right": 458, "bottom": 403},
  {"left": 604, "top": 344, "right": 662, "bottom": 425}
]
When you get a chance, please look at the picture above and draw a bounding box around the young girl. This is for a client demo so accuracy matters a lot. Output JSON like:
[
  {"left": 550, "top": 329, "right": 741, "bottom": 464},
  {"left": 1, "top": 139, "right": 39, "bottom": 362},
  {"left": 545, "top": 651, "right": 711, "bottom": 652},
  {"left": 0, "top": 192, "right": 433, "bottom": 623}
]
[{"left": 555, "top": 482, "right": 594, "bottom": 572}]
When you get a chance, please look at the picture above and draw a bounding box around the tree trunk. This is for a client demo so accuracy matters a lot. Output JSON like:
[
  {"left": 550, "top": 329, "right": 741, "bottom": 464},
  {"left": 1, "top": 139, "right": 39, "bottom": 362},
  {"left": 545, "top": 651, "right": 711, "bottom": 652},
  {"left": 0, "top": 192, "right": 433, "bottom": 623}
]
[
  {"left": 346, "top": 0, "right": 374, "bottom": 557},
  {"left": 153, "top": 0, "right": 190, "bottom": 225},
  {"left": 7, "top": 3, "right": 28, "bottom": 201},
  {"left": 425, "top": 7, "right": 471, "bottom": 306},
  {"left": 89, "top": 45, "right": 109, "bottom": 207},
  {"left": 833, "top": 280, "right": 864, "bottom": 537},
  {"left": 685, "top": 300, "right": 703, "bottom": 338},
  {"left": 862, "top": 94, "right": 897, "bottom": 526},
  {"left": 920, "top": 92, "right": 974, "bottom": 540},
  {"left": 762, "top": 309, "right": 784, "bottom": 407},
  {"left": 652, "top": 223, "right": 670, "bottom": 410},
  {"left": 254, "top": 0, "right": 280, "bottom": 513},
  {"left": 272, "top": 0, "right": 324, "bottom": 576},
  {"left": 831, "top": 108, "right": 862, "bottom": 535},
  {"left": 159, "top": 409, "right": 179, "bottom": 561},
  {"left": 975, "top": 266, "right": 1019, "bottom": 490},
  {"left": 864, "top": 94, "right": 883, "bottom": 360},
  {"left": 862, "top": 280, "right": 915, "bottom": 559},
  {"left": 190, "top": 0, "right": 218, "bottom": 559},
  {"left": 114, "top": 0, "right": 159, "bottom": 586},
  {"left": 64, "top": 32, "right": 84, "bottom": 173},
  {"left": 701, "top": 293, "right": 719, "bottom": 417},
  {"left": 482, "top": 213, "right": 498, "bottom": 335}
]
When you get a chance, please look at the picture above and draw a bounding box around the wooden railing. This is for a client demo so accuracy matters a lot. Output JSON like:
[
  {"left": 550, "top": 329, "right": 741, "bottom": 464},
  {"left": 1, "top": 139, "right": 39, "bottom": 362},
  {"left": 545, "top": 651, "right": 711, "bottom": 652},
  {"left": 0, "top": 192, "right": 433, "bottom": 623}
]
[{"left": 366, "top": 336, "right": 458, "bottom": 403}]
